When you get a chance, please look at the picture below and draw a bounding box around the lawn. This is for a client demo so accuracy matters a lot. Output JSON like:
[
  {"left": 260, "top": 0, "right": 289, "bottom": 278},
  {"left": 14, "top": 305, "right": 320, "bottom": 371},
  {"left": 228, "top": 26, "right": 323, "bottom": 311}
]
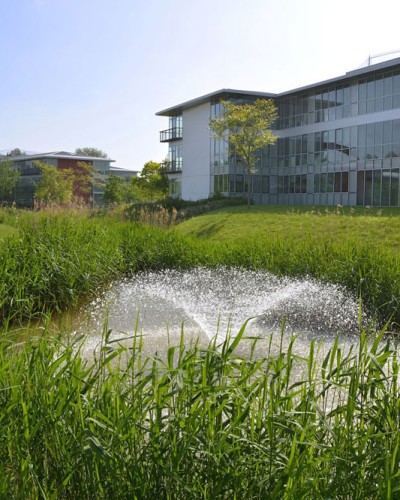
[{"left": 174, "top": 204, "right": 400, "bottom": 253}]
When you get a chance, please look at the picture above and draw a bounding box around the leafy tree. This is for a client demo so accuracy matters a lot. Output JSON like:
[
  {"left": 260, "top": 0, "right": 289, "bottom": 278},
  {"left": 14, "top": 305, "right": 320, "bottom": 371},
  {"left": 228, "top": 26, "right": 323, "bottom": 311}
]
[
  {"left": 103, "top": 175, "right": 129, "bottom": 206},
  {"left": 63, "top": 161, "right": 97, "bottom": 204},
  {"left": 210, "top": 99, "right": 277, "bottom": 205},
  {"left": 138, "top": 161, "right": 169, "bottom": 202},
  {"left": 5, "top": 148, "right": 26, "bottom": 157},
  {"left": 75, "top": 147, "right": 108, "bottom": 158},
  {"left": 0, "top": 161, "right": 20, "bottom": 203},
  {"left": 34, "top": 161, "right": 73, "bottom": 206}
]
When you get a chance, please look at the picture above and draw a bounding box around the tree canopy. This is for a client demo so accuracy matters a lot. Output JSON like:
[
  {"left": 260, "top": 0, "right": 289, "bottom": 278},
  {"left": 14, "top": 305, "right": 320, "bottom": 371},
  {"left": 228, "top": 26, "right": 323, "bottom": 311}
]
[
  {"left": 103, "top": 176, "right": 130, "bottom": 206},
  {"left": 210, "top": 99, "right": 277, "bottom": 205},
  {"left": 4, "top": 148, "right": 26, "bottom": 158},
  {"left": 0, "top": 161, "right": 20, "bottom": 203},
  {"left": 34, "top": 161, "right": 98, "bottom": 207},
  {"left": 34, "top": 162, "right": 73, "bottom": 206},
  {"left": 138, "top": 161, "right": 169, "bottom": 202},
  {"left": 75, "top": 147, "right": 108, "bottom": 158}
]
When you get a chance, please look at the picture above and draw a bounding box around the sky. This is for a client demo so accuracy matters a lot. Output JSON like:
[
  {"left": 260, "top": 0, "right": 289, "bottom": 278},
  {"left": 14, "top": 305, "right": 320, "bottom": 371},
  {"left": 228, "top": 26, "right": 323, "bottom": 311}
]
[{"left": 1, "top": 0, "right": 400, "bottom": 170}]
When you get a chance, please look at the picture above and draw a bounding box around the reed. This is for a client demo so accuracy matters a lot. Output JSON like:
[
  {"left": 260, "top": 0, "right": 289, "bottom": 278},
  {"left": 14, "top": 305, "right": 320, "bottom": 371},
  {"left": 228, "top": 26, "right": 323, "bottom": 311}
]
[
  {"left": 0, "top": 323, "right": 399, "bottom": 498},
  {"left": 1, "top": 208, "right": 400, "bottom": 327}
]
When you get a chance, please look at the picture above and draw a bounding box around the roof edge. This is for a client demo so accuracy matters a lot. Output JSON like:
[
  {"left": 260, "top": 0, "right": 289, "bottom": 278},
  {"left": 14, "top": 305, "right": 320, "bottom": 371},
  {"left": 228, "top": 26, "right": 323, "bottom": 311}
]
[{"left": 156, "top": 88, "right": 277, "bottom": 116}]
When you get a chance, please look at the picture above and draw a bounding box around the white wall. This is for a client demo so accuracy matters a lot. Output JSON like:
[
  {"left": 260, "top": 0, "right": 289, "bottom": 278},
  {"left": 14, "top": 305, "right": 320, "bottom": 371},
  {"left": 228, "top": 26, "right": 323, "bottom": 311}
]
[{"left": 181, "top": 102, "right": 211, "bottom": 200}]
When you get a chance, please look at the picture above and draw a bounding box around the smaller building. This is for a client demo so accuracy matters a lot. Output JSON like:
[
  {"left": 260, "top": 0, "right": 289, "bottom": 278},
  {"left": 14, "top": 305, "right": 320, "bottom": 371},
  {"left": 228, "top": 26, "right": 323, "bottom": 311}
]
[
  {"left": 109, "top": 166, "right": 139, "bottom": 179},
  {"left": 2, "top": 151, "right": 114, "bottom": 207}
]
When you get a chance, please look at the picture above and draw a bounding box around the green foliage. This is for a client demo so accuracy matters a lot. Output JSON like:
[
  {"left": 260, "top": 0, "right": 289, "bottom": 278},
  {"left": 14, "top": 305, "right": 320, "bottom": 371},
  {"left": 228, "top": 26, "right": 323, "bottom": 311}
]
[
  {"left": 0, "top": 325, "right": 399, "bottom": 497},
  {"left": 75, "top": 147, "right": 108, "bottom": 158},
  {"left": 210, "top": 99, "right": 278, "bottom": 204},
  {"left": 64, "top": 161, "right": 98, "bottom": 204},
  {"left": 3, "top": 205, "right": 400, "bottom": 327},
  {"left": 34, "top": 161, "right": 98, "bottom": 207},
  {"left": 34, "top": 161, "right": 73, "bottom": 206},
  {"left": 0, "top": 160, "right": 20, "bottom": 202},
  {"left": 102, "top": 175, "right": 128, "bottom": 205},
  {"left": 138, "top": 161, "right": 169, "bottom": 202},
  {"left": 3, "top": 148, "right": 26, "bottom": 157}
]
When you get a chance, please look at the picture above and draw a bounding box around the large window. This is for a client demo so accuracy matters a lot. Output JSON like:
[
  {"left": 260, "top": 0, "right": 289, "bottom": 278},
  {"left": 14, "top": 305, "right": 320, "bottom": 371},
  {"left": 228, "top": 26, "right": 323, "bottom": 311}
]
[
  {"left": 357, "top": 169, "right": 400, "bottom": 206},
  {"left": 314, "top": 172, "right": 348, "bottom": 193},
  {"left": 167, "top": 144, "right": 182, "bottom": 172},
  {"left": 278, "top": 174, "right": 307, "bottom": 194}
]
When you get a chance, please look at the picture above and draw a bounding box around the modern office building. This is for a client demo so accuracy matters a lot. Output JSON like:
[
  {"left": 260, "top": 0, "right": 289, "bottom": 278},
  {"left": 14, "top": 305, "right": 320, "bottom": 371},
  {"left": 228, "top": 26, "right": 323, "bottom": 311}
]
[
  {"left": 1, "top": 151, "right": 114, "bottom": 207},
  {"left": 157, "top": 56, "right": 400, "bottom": 206}
]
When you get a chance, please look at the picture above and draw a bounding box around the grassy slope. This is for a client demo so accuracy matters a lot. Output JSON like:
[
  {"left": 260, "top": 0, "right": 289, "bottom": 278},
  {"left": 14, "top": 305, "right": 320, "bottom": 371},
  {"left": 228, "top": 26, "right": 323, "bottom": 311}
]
[{"left": 174, "top": 205, "right": 400, "bottom": 253}]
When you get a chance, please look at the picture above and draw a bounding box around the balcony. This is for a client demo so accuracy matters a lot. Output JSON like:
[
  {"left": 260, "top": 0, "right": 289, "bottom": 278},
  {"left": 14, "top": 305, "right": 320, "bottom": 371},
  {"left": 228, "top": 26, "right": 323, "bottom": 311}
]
[
  {"left": 159, "top": 127, "right": 183, "bottom": 142},
  {"left": 161, "top": 159, "right": 183, "bottom": 173}
]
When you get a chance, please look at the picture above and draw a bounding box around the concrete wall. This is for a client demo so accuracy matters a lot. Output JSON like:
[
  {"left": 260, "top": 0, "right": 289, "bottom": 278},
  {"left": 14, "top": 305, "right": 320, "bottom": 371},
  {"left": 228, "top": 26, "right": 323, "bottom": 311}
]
[{"left": 181, "top": 102, "right": 211, "bottom": 200}]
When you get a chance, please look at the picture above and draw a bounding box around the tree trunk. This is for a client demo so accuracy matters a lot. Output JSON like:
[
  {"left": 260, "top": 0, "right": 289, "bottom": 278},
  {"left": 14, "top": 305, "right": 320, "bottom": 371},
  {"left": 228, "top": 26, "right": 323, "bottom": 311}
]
[{"left": 246, "top": 171, "right": 252, "bottom": 206}]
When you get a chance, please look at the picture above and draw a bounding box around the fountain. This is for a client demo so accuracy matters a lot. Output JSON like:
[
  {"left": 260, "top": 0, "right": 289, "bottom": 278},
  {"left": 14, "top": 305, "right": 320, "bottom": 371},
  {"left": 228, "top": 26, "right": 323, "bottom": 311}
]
[{"left": 65, "top": 268, "right": 364, "bottom": 357}]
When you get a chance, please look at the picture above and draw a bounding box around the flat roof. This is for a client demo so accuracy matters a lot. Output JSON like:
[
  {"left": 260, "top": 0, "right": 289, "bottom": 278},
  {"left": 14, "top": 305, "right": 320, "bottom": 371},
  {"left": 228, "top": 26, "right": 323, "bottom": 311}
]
[
  {"left": 157, "top": 56, "right": 400, "bottom": 115},
  {"left": 5, "top": 151, "right": 114, "bottom": 162},
  {"left": 156, "top": 89, "right": 277, "bottom": 116},
  {"left": 110, "top": 166, "right": 139, "bottom": 174}
]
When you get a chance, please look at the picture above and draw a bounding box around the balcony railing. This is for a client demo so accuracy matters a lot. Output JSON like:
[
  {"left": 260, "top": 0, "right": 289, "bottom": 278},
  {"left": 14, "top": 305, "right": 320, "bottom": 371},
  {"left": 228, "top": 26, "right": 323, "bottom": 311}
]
[
  {"left": 161, "top": 159, "right": 183, "bottom": 173},
  {"left": 159, "top": 127, "right": 183, "bottom": 142}
]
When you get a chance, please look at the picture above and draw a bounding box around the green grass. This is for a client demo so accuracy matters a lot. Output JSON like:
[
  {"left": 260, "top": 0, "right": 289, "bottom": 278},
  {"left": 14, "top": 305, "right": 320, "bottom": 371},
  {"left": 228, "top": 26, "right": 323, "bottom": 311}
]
[
  {"left": 0, "top": 323, "right": 399, "bottom": 498},
  {"left": 1, "top": 206, "right": 400, "bottom": 327},
  {"left": 0, "top": 223, "right": 18, "bottom": 239},
  {"left": 174, "top": 204, "right": 400, "bottom": 252},
  {"left": 1, "top": 206, "right": 400, "bottom": 496}
]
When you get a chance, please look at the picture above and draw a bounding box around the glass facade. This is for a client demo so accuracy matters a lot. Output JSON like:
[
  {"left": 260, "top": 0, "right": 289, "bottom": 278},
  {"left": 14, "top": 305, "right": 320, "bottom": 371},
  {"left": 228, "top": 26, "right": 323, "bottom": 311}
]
[
  {"left": 208, "top": 62, "right": 400, "bottom": 206},
  {"left": 276, "top": 68, "right": 400, "bottom": 129}
]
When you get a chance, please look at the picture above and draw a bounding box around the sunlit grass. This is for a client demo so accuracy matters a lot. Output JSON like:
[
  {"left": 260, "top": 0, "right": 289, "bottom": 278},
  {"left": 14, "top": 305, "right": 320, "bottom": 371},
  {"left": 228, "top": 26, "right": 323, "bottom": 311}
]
[
  {"left": 0, "top": 223, "right": 18, "bottom": 239},
  {"left": 0, "top": 322, "right": 399, "bottom": 497},
  {"left": 1, "top": 207, "right": 400, "bottom": 327},
  {"left": 174, "top": 204, "right": 400, "bottom": 252},
  {"left": 2, "top": 206, "right": 400, "bottom": 496}
]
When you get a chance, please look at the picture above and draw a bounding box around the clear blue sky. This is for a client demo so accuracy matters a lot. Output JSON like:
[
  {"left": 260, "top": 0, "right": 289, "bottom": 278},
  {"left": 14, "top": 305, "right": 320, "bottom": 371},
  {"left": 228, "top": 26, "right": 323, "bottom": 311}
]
[{"left": 1, "top": 0, "right": 400, "bottom": 169}]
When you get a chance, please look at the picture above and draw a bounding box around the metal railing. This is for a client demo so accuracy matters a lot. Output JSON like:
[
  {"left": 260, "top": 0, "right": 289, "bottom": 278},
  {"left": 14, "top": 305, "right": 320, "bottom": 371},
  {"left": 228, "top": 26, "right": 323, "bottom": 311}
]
[
  {"left": 161, "top": 159, "right": 183, "bottom": 173},
  {"left": 159, "top": 127, "right": 183, "bottom": 142}
]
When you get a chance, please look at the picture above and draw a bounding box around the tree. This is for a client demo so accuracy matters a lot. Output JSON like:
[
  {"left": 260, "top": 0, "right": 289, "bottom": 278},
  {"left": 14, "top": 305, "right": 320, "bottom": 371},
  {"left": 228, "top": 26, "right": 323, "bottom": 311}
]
[
  {"left": 103, "top": 175, "right": 129, "bottom": 206},
  {"left": 0, "top": 161, "right": 20, "bottom": 203},
  {"left": 34, "top": 161, "right": 73, "bottom": 206},
  {"left": 210, "top": 99, "right": 278, "bottom": 205},
  {"left": 63, "top": 161, "right": 98, "bottom": 204},
  {"left": 138, "top": 161, "right": 169, "bottom": 202},
  {"left": 4, "top": 148, "right": 26, "bottom": 157},
  {"left": 75, "top": 147, "right": 108, "bottom": 158}
]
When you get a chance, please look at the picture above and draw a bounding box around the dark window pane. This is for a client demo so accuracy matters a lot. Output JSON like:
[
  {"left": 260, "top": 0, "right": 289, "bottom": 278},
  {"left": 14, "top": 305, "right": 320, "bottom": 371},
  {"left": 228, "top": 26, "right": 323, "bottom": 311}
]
[
  {"left": 262, "top": 176, "right": 269, "bottom": 193},
  {"left": 327, "top": 172, "right": 334, "bottom": 192},
  {"left": 342, "top": 172, "right": 349, "bottom": 192},
  {"left": 384, "top": 74, "right": 393, "bottom": 96},
  {"left": 391, "top": 169, "right": 399, "bottom": 206},
  {"left": 314, "top": 173, "right": 320, "bottom": 192},
  {"left": 334, "top": 172, "right": 341, "bottom": 192},
  {"left": 357, "top": 171, "right": 364, "bottom": 205},
  {"left": 382, "top": 170, "right": 390, "bottom": 205},
  {"left": 373, "top": 170, "right": 381, "bottom": 205},
  {"left": 365, "top": 170, "right": 373, "bottom": 205},
  {"left": 301, "top": 174, "right": 307, "bottom": 193}
]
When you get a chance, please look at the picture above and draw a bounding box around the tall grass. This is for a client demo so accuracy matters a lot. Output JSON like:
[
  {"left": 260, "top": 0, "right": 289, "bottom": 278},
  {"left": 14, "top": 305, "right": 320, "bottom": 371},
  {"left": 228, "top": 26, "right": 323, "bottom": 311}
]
[
  {"left": 0, "top": 324, "right": 399, "bottom": 498},
  {"left": 1, "top": 209, "right": 400, "bottom": 327}
]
